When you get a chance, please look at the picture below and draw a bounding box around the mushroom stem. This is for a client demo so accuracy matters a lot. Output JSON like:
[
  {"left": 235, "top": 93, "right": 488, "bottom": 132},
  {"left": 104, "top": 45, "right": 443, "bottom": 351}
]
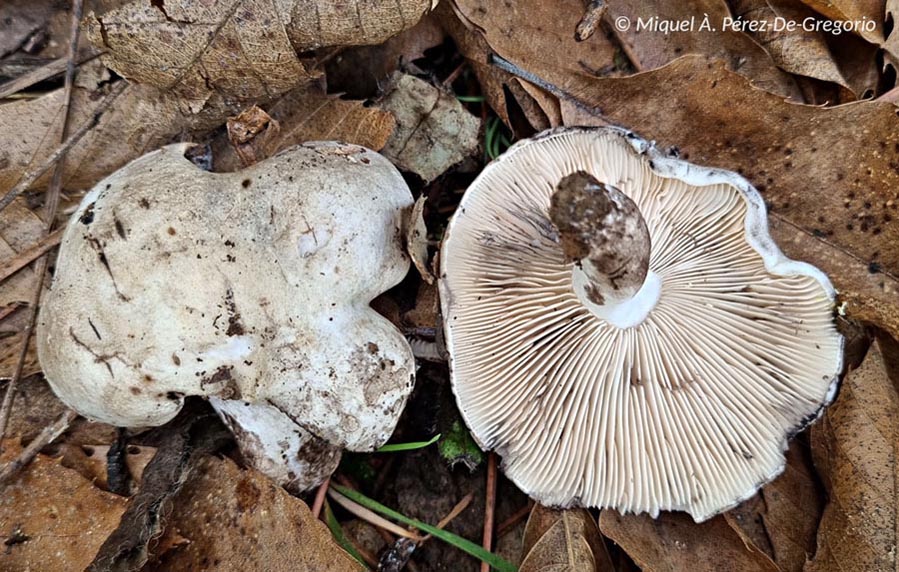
[{"left": 550, "top": 171, "right": 651, "bottom": 305}]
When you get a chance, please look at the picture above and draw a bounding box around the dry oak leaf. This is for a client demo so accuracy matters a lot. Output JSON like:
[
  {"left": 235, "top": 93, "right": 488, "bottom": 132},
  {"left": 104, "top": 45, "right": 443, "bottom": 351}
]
[
  {"left": 805, "top": 339, "right": 898, "bottom": 572},
  {"left": 0, "top": 448, "right": 127, "bottom": 572},
  {"left": 531, "top": 55, "right": 898, "bottom": 338},
  {"left": 86, "top": 0, "right": 435, "bottom": 106},
  {"left": 886, "top": 0, "right": 899, "bottom": 70},
  {"left": 438, "top": 0, "right": 561, "bottom": 136},
  {"left": 449, "top": 0, "right": 801, "bottom": 99},
  {"left": 0, "top": 198, "right": 51, "bottom": 380},
  {"left": 211, "top": 81, "right": 396, "bottom": 172},
  {"left": 0, "top": 80, "right": 193, "bottom": 197},
  {"left": 145, "top": 455, "right": 362, "bottom": 571},
  {"left": 724, "top": 440, "right": 824, "bottom": 572},
  {"left": 599, "top": 510, "right": 779, "bottom": 572},
  {"left": 379, "top": 73, "right": 481, "bottom": 183},
  {"left": 798, "top": 0, "right": 885, "bottom": 44},
  {"left": 519, "top": 505, "right": 614, "bottom": 572},
  {"left": 732, "top": 0, "right": 848, "bottom": 89}
]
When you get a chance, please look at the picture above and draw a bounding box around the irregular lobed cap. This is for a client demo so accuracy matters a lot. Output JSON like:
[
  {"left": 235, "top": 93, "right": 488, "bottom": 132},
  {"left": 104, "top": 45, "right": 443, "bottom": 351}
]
[
  {"left": 439, "top": 127, "right": 844, "bottom": 521},
  {"left": 38, "top": 142, "right": 415, "bottom": 490}
]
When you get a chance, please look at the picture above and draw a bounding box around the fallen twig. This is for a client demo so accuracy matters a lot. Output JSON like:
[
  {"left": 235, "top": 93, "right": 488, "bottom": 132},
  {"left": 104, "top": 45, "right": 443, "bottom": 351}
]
[
  {"left": 0, "top": 80, "right": 126, "bottom": 215},
  {"left": 0, "top": 227, "right": 64, "bottom": 286},
  {"left": 0, "top": 51, "right": 101, "bottom": 100},
  {"left": 480, "top": 452, "right": 498, "bottom": 572},
  {"left": 327, "top": 487, "right": 424, "bottom": 541},
  {"left": 0, "top": 409, "right": 77, "bottom": 487},
  {"left": 311, "top": 476, "right": 330, "bottom": 519}
]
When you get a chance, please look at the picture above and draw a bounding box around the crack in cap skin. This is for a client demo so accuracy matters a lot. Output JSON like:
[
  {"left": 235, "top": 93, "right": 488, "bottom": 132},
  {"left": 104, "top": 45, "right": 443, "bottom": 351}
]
[{"left": 439, "top": 126, "right": 844, "bottom": 522}]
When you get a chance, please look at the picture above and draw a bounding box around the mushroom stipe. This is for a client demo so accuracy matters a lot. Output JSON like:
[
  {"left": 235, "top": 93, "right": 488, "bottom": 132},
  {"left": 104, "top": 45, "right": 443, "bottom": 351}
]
[{"left": 439, "top": 126, "right": 844, "bottom": 522}]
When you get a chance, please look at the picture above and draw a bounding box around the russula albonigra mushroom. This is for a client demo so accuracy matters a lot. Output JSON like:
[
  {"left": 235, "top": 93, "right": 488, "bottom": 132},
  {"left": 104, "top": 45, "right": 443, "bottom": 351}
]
[
  {"left": 37, "top": 141, "right": 416, "bottom": 491},
  {"left": 439, "top": 127, "right": 844, "bottom": 521}
]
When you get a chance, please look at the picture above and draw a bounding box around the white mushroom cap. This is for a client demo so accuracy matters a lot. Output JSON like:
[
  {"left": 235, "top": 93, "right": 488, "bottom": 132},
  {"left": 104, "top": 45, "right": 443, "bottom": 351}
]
[
  {"left": 439, "top": 127, "right": 844, "bottom": 521},
  {"left": 37, "top": 142, "right": 415, "bottom": 489}
]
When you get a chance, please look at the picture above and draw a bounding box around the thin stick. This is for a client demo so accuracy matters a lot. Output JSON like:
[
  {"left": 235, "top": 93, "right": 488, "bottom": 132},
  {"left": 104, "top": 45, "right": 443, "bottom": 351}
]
[
  {"left": 480, "top": 452, "right": 498, "bottom": 572},
  {"left": 0, "top": 228, "right": 64, "bottom": 285},
  {"left": 311, "top": 477, "right": 330, "bottom": 519},
  {"left": 328, "top": 488, "right": 425, "bottom": 541},
  {"left": 0, "top": 80, "right": 126, "bottom": 215},
  {"left": 0, "top": 409, "right": 77, "bottom": 486},
  {"left": 442, "top": 61, "right": 467, "bottom": 88},
  {"left": 496, "top": 501, "right": 533, "bottom": 538},
  {"left": 0, "top": 0, "right": 86, "bottom": 448},
  {"left": 0, "top": 51, "right": 101, "bottom": 100},
  {"left": 419, "top": 492, "right": 474, "bottom": 545}
]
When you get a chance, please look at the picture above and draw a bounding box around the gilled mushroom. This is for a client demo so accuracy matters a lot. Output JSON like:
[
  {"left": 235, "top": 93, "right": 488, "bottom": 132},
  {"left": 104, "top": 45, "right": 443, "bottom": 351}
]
[
  {"left": 439, "top": 127, "right": 844, "bottom": 521},
  {"left": 37, "top": 142, "right": 416, "bottom": 491}
]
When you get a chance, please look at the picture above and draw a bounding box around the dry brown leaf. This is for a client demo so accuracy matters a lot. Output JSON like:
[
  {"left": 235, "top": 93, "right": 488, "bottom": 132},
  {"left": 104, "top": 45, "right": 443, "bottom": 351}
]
[
  {"left": 86, "top": 0, "right": 434, "bottom": 106},
  {"left": 805, "top": 339, "right": 898, "bottom": 572},
  {"left": 519, "top": 505, "right": 613, "bottom": 572},
  {"left": 732, "top": 0, "right": 848, "bottom": 88},
  {"left": 522, "top": 55, "right": 899, "bottom": 336},
  {"left": 886, "top": 0, "right": 899, "bottom": 70},
  {"left": 406, "top": 197, "right": 434, "bottom": 284},
  {"left": 725, "top": 441, "right": 824, "bottom": 572},
  {"left": 604, "top": 1, "right": 802, "bottom": 98},
  {"left": 0, "top": 198, "right": 48, "bottom": 380},
  {"left": 379, "top": 73, "right": 481, "bottom": 182},
  {"left": 447, "top": 0, "right": 808, "bottom": 110},
  {"left": 0, "top": 448, "right": 127, "bottom": 571},
  {"left": 145, "top": 455, "right": 362, "bottom": 571},
  {"left": 438, "top": 1, "right": 557, "bottom": 135},
  {"left": 325, "top": 11, "right": 446, "bottom": 99},
  {"left": 0, "top": 80, "right": 192, "bottom": 197},
  {"left": 798, "top": 0, "right": 885, "bottom": 44},
  {"left": 211, "top": 82, "right": 397, "bottom": 172},
  {"left": 599, "top": 510, "right": 779, "bottom": 572}
]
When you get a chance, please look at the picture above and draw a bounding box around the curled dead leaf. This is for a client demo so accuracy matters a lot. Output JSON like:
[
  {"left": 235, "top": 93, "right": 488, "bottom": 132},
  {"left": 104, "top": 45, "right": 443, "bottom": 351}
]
[
  {"left": 519, "top": 505, "right": 613, "bottom": 572},
  {"left": 87, "top": 0, "right": 435, "bottom": 106},
  {"left": 805, "top": 339, "right": 898, "bottom": 572},
  {"left": 211, "top": 82, "right": 396, "bottom": 172},
  {"left": 599, "top": 510, "right": 779, "bottom": 572}
]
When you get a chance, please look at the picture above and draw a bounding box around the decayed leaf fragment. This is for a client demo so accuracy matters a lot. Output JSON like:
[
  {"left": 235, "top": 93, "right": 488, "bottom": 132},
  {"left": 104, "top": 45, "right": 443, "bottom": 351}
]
[
  {"left": 86, "top": 0, "right": 435, "bottom": 106},
  {"left": 805, "top": 339, "right": 898, "bottom": 572},
  {"left": 212, "top": 82, "right": 397, "bottom": 172},
  {"left": 146, "top": 455, "right": 362, "bottom": 571},
  {"left": 519, "top": 505, "right": 613, "bottom": 572},
  {"left": 0, "top": 447, "right": 127, "bottom": 572},
  {"left": 599, "top": 510, "right": 779, "bottom": 572},
  {"left": 379, "top": 73, "right": 481, "bottom": 182}
]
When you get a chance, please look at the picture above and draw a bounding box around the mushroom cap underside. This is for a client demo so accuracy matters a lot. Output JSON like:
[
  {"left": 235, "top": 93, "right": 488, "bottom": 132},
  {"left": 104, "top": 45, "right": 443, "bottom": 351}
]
[{"left": 439, "top": 127, "right": 844, "bottom": 521}]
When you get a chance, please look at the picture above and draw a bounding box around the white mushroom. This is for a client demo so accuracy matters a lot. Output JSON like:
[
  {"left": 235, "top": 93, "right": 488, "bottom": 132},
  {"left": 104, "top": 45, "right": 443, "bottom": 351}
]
[
  {"left": 439, "top": 127, "right": 844, "bottom": 521},
  {"left": 37, "top": 142, "right": 416, "bottom": 491}
]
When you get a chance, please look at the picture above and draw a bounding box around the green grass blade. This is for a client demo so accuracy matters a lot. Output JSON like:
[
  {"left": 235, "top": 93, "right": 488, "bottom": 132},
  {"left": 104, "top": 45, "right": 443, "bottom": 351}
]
[
  {"left": 457, "top": 95, "right": 486, "bottom": 102},
  {"left": 376, "top": 433, "right": 441, "bottom": 453},
  {"left": 332, "top": 485, "right": 517, "bottom": 572},
  {"left": 324, "top": 499, "right": 370, "bottom": 570}
]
